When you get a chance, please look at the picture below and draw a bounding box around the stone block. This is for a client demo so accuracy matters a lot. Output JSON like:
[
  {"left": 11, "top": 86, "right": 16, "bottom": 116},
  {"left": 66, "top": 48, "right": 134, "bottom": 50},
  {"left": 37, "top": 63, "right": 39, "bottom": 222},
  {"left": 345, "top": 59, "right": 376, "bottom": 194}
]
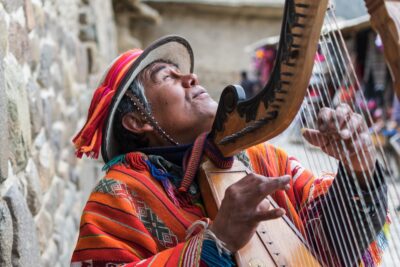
[
  {"left": 34, "top": 208, "right": 53, "bottom": 254},
  {"left": 26, "top": 79, "right": 43, "bottom": 139},
  {"left": 4, "top": 54, "right": 31, "bottom": 172},
  {"left": 0, "top": 59, "right": 8, "bottom": 182},
  {"left": 24, "top": 0, "right": 35, "bottom": 32},
  {"left": 42, "top": 176, "right": 64, "bottom": 215},
  {"left": 41, "top": 89, "right": 56, "bottom": 136},
  {"left": 37, "top": 142, "right": 55, "bottom": 192},
  {"left": 25, "top": 159, "right": 42, "bottom": 216},
  {"left": 0, "top": 5, "right": 8, "bottom": 58},
  {"left": 37, "top": 43, "right": 55, "bottom": 88},
  {"left": 0, "top": 200, "right": 12, "bottom": 267},
  {"left": 41, "top": 239, "right": 57, "bottom": 267},
  {"left": 8, "top": 22, "right": 30, "bottom": 64},
  {"left": 3, "top": 184, "right": 41, "bottom": 266},
  {"left": 32, "top": 2, "right": 45, "bottom": 38},
  {"left": 1, "top": 0, "right": 23, "bottom": 13},
  {"left": 75, "top": 42, "right": 89, "bottom": 84},
  {"left": 28, "top": 33, "right": 40, "bottom": 71},
  {"left": 79, "top": 25, "right": 96, "bottom": 42}
]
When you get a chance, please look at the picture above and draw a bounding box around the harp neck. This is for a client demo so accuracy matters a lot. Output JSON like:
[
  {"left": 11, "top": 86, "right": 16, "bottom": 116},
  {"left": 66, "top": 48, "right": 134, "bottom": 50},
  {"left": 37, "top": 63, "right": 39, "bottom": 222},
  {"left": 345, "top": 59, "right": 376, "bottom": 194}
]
[
  {"left": 211, "top": 0, "right": 329, "bottom": 157},
  {"left": 365, "top": 0, "right": 400, "bottom": 98}
]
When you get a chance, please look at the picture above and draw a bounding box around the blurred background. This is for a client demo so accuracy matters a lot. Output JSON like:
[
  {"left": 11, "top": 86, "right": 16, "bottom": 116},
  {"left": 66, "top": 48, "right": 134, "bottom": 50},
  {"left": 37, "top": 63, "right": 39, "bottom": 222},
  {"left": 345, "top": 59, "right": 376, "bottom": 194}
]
[{"left": 0, "top": 0, "right": 398, "bottom": 266}]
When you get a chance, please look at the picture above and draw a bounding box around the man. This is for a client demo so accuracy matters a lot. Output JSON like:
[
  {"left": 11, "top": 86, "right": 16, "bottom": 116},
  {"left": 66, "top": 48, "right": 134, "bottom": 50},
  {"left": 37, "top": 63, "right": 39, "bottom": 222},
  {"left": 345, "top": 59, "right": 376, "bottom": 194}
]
[{"left": 71, "top": 36, "right": 388, "bottom": 266}]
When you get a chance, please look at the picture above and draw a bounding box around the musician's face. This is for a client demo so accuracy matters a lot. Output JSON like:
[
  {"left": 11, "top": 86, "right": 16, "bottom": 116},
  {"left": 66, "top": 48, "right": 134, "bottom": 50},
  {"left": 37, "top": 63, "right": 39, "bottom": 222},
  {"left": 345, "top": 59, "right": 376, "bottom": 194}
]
[{"left": 141, "top": 62, "right": 218, "bottom": 146}]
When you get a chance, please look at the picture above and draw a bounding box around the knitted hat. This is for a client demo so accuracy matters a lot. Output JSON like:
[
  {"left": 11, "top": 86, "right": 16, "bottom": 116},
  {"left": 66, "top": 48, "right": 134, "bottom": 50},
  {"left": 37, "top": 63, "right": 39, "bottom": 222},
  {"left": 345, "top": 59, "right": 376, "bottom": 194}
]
[{"left": 73, "top": 36, "right": 194, "bottom": 162}]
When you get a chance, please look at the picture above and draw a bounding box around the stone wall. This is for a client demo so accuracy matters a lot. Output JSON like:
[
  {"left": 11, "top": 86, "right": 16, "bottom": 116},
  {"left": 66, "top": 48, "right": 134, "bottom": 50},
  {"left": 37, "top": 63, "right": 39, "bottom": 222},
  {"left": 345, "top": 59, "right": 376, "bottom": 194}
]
[{"left": 0, "top": 0, "right": 118, "bottom": 266}]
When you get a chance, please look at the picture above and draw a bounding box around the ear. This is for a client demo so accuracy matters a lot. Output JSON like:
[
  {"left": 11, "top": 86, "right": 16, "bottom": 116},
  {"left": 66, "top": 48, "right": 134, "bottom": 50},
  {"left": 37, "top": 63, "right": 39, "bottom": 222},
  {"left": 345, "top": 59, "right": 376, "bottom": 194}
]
[{"left": 121, "top": 113, "right": 154, "bottom": 134}]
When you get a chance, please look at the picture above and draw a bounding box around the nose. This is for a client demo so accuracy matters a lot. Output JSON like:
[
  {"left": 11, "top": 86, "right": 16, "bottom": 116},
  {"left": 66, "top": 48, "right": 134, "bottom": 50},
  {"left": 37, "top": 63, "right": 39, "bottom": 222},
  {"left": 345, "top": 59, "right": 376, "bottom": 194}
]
[{"left": 182, "top": 73, "right": 199, "bottom": 88}]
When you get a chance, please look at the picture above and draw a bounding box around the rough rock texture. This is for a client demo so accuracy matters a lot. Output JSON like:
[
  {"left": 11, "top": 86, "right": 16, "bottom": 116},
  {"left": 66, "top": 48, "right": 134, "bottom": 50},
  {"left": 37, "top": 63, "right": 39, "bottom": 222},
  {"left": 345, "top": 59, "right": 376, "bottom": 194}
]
[
  {"left": 0, "top": 0, "right": 118, "bottom": 265},
  {"left": 0, "top": 200, "right": 12, "bottom": 267},
  {"left": 3, "top": 185, "right": 41, "bottom": 266}
]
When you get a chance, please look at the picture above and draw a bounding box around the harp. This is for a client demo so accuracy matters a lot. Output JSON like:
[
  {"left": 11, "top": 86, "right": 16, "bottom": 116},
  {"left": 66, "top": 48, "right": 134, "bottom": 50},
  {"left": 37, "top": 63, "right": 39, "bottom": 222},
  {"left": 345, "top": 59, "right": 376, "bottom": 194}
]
[
  {"left": 365, "top": 0, "right": 400, "bottom": 98},
  {"left": 198, "top": 0, "right": 400, "bottom": 266}
]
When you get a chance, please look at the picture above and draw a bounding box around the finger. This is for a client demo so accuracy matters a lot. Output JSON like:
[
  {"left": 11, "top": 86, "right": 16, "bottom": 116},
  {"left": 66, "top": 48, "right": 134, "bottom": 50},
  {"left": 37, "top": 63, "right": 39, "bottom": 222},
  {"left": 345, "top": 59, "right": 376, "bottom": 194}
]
[
  {"left": 335, "top": 104, "right": 353, "bottom": 129},
  {"left": 340, "top": 113, "right": 364, "bottom": 140},
  {"left": 318, "top": 107, "right": 335, "bottom": 133},
  {"left": 348, "top": 132, "right": 374, "bottom": 153},
  {"left": 258, "top": 175, "right": 291, "bottom": 200},
  {"left": 254, "top": 208, "right": 286, "bottom": 221},
  {"left": 302, "top": 128, "right": 330, "bottom": 148}
]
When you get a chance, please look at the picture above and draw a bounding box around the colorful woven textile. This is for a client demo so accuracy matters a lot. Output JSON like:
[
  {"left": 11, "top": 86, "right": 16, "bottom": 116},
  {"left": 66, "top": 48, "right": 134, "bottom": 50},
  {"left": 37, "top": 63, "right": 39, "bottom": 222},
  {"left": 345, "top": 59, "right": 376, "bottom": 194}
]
[{"left": 71, "top": 143, "right": 387, "bottom": 266}]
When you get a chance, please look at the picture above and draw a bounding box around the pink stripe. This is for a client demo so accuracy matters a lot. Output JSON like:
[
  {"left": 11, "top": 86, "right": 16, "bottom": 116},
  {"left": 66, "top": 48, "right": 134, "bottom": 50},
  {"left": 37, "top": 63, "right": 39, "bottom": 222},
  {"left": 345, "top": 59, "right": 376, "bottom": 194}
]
[{"left": 107, "top": 50, "right": 142, "bottom": 88}]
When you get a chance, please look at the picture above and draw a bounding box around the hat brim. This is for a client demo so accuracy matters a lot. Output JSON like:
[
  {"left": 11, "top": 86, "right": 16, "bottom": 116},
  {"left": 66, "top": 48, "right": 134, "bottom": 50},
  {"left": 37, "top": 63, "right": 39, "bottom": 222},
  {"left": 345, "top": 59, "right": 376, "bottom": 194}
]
[{"left": 101, "top": 35, "right": 194, "bottom": 162}]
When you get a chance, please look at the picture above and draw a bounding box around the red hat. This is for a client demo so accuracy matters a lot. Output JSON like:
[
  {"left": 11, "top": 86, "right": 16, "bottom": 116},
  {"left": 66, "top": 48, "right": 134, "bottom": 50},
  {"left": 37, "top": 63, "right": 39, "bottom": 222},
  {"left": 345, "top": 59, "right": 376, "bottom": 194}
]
[{"left": 73, "top": 36, "right": 194, "bottom": 162}]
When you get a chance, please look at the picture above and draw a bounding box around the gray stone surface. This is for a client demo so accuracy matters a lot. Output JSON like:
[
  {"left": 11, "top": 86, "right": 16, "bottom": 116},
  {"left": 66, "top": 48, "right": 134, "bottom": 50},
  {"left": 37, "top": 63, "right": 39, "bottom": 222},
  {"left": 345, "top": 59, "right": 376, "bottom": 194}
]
[
  {"left": 41, "top": 239, "right": 57, "bottom": 267},
  {"left": 8, "top": 22, "right": 30, "bottom": 64},
  {"left": 25, "top": 159, "right": 42, "bottom": 216},
  {"left": 1, "top": 0, "right": 23, "bottom": 13},
  {"left": 42, "top": 176, "right": 64, "bottom": 215},
  {"left": 0, "top": 200, "right": 12, "bottom": 267},
  {"left": 24, "top": 0, "right": 35, "bottom": 32},
  {"left": 37, "top": 142, "right": 55, "bottom": 192},
  {"left": 4, "top": 185, "right": 40, "bottom": 267},
  {"left": 26, "top": 79, "right": 43, "bottom": 139},
  {"left": 5, "top": 55, "right": 31, "bottom": 172},
  {"left": 0, "top": 5, "right": 8, "bottom": 58},
  {"left": 37, "top": 43, "right": 55, "bottom": 88},
  {"left": 0, "top": 60, "right": 8, "bottom": 183},
  {"left": 34, "top": 209, "right": 53, "bottom": 254},
  {"left": 28, "top": 33, "right": 40, "bottom": 71}
]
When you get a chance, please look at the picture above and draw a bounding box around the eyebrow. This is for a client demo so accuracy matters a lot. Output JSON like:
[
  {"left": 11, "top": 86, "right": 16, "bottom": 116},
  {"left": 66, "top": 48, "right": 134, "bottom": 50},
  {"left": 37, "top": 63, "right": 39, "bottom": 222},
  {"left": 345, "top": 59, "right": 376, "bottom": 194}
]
[{"left": 149, "top": 65, "right": 168, "bottom": 82}]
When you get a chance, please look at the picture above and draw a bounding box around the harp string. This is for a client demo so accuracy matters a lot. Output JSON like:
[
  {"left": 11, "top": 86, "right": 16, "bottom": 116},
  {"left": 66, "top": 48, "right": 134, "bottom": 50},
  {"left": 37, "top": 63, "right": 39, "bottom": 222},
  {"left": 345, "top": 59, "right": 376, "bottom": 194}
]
[
  {"left": 299, "top": 89, "right": 358, "bottom": 265},
  {"left": 328, "top": 8, "right": 400, "bottom": 260},
  {"left": 317, "top": 11, "right": 378, "bottom": 262},
  {"left": 284, "top": 4, "right": 385, "bottom": 264},
  {"left": 319, "top": 17, "right": 379, "bottom": 245},
  {"left": 329, "top": 6, "right": 400, "bottom": 224},
  {"left": 318, "top": 13, "right": 390, "bottom": 264},
  {"left": 291, "top": 4, "right": 400, "bottom": 263},
  {"left": 306, "top": 50, "right": 367, "bottom": 264}
]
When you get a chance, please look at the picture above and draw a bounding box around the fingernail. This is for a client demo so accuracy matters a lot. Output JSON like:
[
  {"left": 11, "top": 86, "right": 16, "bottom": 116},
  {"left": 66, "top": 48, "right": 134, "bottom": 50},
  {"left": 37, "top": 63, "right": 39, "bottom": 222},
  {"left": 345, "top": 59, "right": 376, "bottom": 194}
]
[
  {"left": 277, "top": 209, "right": 285, "bottom": 216},
  {"left": 341, "top": 129, "right": 350, "bottom": 139},
  {"left": 284, "top": 184, "right": 291, "bottom": 190}
]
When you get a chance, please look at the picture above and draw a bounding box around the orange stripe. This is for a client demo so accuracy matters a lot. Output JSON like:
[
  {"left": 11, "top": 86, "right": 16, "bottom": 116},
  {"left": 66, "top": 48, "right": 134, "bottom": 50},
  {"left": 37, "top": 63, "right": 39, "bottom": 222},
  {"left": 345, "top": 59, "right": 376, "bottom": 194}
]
[
  {"left": 89, "top": 192, "right": 138, "bottom": 217},
  {"left": 147, "top": 248, "right": 174, "bottom": 266},
  {"left": 80, "top": 211, "right": 158, "bottom": 254},
  {"left": 112, "top": 62, "right": 136, "bottom": 91},
  {"left": 76, "top": 235, "right": 143, "bottom": 259}
]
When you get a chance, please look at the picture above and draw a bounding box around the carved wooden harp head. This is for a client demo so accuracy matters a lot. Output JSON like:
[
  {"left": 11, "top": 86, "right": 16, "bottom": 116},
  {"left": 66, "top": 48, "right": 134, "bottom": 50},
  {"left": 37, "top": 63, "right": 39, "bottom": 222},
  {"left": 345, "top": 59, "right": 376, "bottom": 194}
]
[
  {"left": 210, "top": 0, "right": 329, "bottom": 157},
  {"left": 365, "top": 0, "right": 400, "bottom": 98}
]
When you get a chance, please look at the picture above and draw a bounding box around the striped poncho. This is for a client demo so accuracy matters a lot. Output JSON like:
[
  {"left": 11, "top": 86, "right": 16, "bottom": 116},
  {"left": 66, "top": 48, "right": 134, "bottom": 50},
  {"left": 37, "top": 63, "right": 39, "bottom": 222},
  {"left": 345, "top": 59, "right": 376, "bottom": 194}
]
[{"left": 71, "top": 143, "right": 388, "bottom": 266}]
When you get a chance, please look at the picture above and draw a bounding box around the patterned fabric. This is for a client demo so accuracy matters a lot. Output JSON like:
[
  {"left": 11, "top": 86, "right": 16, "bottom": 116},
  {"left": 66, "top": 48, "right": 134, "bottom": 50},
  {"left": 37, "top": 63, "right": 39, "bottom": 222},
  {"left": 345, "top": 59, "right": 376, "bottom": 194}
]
[{"left": 72, "top": 143, "right": 387, "bottom": 266}]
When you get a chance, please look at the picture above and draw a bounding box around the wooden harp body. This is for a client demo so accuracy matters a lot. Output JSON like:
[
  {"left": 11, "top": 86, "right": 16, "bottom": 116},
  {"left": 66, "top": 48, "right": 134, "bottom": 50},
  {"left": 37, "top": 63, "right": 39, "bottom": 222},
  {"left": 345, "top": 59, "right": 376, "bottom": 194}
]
[
  {"left": 199, "top": 0, "right": 329, "bottom": 266},
  {"left": 365, "top": 0, "right": 400, "bottom": 98}
]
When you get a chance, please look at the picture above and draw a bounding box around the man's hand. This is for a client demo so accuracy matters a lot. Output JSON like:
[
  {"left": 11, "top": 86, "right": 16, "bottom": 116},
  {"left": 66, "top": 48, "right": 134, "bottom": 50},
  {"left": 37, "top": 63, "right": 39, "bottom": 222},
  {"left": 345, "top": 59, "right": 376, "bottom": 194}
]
[
  {"left": 209, "top": 173, "right": 290, "bottom": 252},
  {"left": 302, "top": 103, "right": 376, "bottom": 177}
]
